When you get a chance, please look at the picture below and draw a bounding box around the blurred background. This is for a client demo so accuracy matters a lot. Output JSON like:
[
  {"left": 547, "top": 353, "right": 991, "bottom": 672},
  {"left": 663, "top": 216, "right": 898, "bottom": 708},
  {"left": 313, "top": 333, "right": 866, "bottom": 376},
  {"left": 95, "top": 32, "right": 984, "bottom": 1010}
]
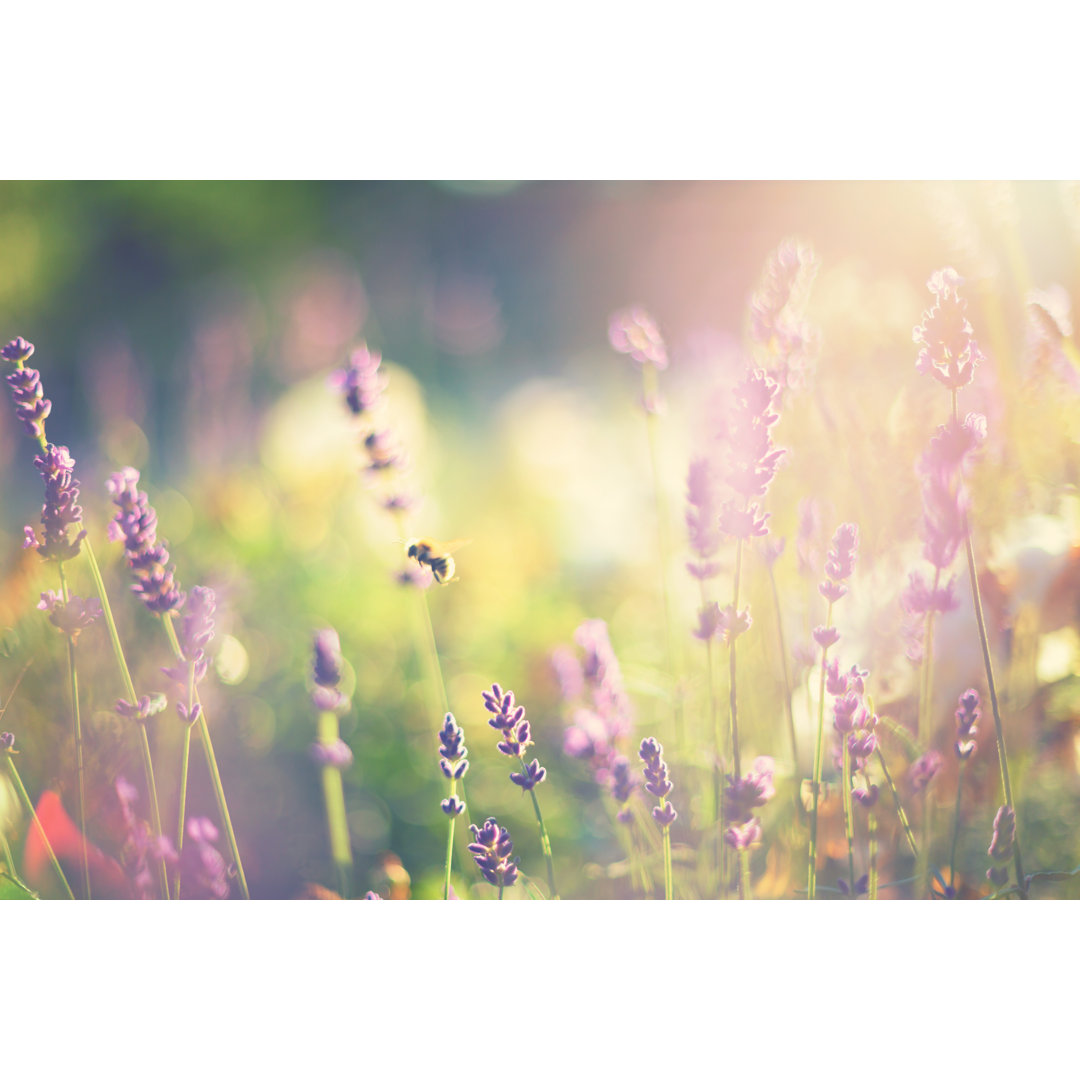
[{"left": 2, "top": 180, "right": 1080, "bottom": 898}]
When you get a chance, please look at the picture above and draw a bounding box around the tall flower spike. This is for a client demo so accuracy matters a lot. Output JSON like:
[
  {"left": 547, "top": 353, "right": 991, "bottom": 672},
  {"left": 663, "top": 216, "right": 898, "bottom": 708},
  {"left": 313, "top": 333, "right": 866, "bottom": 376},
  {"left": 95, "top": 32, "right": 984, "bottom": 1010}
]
[
  {"left": 330, "top": 343, "right": 388, "bottom": 418},
  {"left": 955, "top": 688, "right": 980, "bottom": 760},
  {"left": 106, "top": 468, "right": 184, "bottom": 615},
  {"left": 638, "top": 737, "right": 677, "bottom": 826},
  {"left": 23, "top": 444, "right": 87, "bottom": 561},
  {"left": 311, "top": 627, "right": 348, "bottom": 713},
  {"left": 467, "top": 818, "right": 519, "bottom": 889},
  {"left": 3, "top": 338, "right": 52, "bottom": 441},
  {"left": 913, "top": 268, "right": 984, "bottom": 390}
]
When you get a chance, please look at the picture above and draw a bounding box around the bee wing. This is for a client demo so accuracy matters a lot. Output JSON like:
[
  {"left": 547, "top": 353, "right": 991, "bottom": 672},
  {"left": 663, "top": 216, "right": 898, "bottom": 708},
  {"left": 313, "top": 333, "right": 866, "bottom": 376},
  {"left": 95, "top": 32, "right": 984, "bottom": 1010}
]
[{"left": 439, "top": 538, "right": 472, "bottom": 555}]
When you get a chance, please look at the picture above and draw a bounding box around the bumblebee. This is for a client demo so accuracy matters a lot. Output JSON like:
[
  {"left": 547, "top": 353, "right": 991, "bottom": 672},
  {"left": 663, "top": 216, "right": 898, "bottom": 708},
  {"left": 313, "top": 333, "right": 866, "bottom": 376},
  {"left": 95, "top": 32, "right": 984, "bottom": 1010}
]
[{"left": 405, "top": 537, "right": 468, "bottom": 585}]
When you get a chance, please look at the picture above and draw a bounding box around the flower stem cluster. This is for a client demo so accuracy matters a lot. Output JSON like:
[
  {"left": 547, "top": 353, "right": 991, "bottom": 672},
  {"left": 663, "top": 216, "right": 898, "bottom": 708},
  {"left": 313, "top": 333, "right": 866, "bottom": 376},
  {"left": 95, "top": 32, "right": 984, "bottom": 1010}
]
[{"left": 724, "top": 756, "right": 774, "bottom": 850}]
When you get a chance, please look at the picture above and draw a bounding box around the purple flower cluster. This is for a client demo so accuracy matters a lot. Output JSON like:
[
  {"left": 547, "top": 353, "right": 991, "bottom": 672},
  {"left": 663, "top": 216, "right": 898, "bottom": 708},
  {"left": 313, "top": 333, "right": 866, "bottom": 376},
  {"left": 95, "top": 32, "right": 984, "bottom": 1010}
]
[
  {"left": 116, "top": 776, "right": 174, "bottom": 900},
  {"left": 638, "top": 737, "right": 677, "bottom": 828},
  {"left": 311, "top": 628, "right": 349, "bottom": 713},
  {"left": 482, "top": 683, "right": 547, "bottom": 791},
  {"left": 23, "top": 444, "right": 87, "bottom": 562},
  {"left": 812, "top": 523, "right": 858, "bottom": 651},
  {"left": 608, "top": 307, "right": 668, "bottom": 369},
  {"left": 178, "top": 817, "right": 231, "bottom": 900},
  {"left": 913, "top": 268, "right": 983, "bottom": 390},
  {"left": 106, "top": 467, "right": 184, "bottom": 615},
  {"left": 557, "top": 619, "right": 633, "bottom": 791},
  {"left": 610, "top": 757, "right": 636, "bottom": 823},
  {"left": 37, "top": 591, "right": 101, "bottom": 641},
  {"left": 468, "top": 817, "right": 519, "bottom": 889},
  {"left": 724, "top": 755, "right": 774, "bottom": 850},
  {"left": 438, "top": 712, "right": 468, "bottom": 817},
  {"left": 954, "top": 688, "right": 980, "bottom": 760},
  {"left": 715, "top": 368, "right": 786, "bottom": 540},
  {"left": 2, "top": 337, "right": 51, "bottom": 441},
  {"left": 0, "top": 731, "right": 15, "bottom": 753},
  {"left": 908, "top": 750, "right": 943, "bottom": 794},
  {"left": 331, "top": 342, "right": 416, "bottom": 515},
  {"left": 749, "top": 239, "right": 820, "bottom": 389},
  {"left": 163, "top": 586, "right": 217, "bottom": 723},
  {"left": 685, "top": 457, "right": 722, "bottom": 581},
  {"left": 115, "top": 693, "right": 168, "bottom": 725},
  {"left": 825, "top": 659, "right": 880, "bottom": 794}
]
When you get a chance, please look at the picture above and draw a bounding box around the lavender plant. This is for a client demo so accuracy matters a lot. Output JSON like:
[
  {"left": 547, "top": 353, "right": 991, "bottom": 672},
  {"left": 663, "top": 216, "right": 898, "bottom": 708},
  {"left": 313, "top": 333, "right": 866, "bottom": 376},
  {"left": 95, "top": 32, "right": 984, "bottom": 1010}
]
[
  {"left": 437, "top": 711, "right": 467, "bottom": 900},
  {"left": 638, "top": 736, "right": 677, "bottom": 900},
  {"left": 467, "top": 816, "right": 518, "bottom": 898}
]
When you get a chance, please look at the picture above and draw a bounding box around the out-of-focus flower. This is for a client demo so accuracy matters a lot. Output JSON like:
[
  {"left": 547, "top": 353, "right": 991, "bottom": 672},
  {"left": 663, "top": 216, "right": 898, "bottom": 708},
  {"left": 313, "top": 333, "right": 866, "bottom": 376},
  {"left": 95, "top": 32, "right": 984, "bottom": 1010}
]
[
  {"left": 749, "top": 239, "right": 819, "bottom": 352},
  {"left": 115, "top": 694, "right": 168, "bottom": 724},
  {"left": 909, "top": 750, "right": 943, "bottom": 793},
  {"left": 820, "top": 523, "right": 858, "bottom": 603},
  {"left": 36, "top": 592, "right": 101, "bottom": 641},
  {"left": 955, "top": 688, "right": 980, "bottom": 760},
  {"left": 330, "top": 343, "right": 388, "bottom": 418},
  {"left": 813, "top": 625, "right": 840, "bottom": 649},
  {"left": 0, "top": 732, "right": 15, "bottom": 753},
  {"left": 716, "top": 368, "right": 786, "bottom": 511},
  {"left": 179, "top": 817, "right": 230, "bottom": 900},
  {"left": 116, "top": 777, "right": 176, "bottom": 900},
  {"left": 611, "top": 756, "right": 636, "bottom": 823},
  {"left": 106, "top": 467, "right": 184, "bottom": 615},
  {"left": 796, "top": 498, "right": 821, "bottom": 577},
  {"left": 309, "top": 739, "right": 354, "bottom": 770},
  {"left": 4, "top": 356, "right": 51, "bottom": 440},
  {"left": 1, "top": 336, "right": 35, "bottom": 363},
  {"left": 913, "top": 268, "right": 983, "bottom": 389},
  {"left": 852, "top": 781, "right": 879, "bottom": 808},
  {"left": 609, "top": 307, "right": 668, "bottom": 369},
  {"left": 24, "top": 445, "right": 86, "bottom": 562},
  {"left": 901, "top": 571, "right": 959, "bottom": 617},
  {"left": 988, "top": 804, "right": 1015, "bottom": 864},
  {"left": 686, "top": 457, "right": 722, "bottom": 579},
  {"left": 717, "top": 604, "right": 752, "bottom": 644},
  {"left": 162, "top": 587, "right": 217, "bottom": 696},
  {"left": 693, "top": 601, "right": 721, "bottom": 641},
  {"left": 468, "top": 817, "right": 519, "bottom": 889},
  {"left": 311, "top": 627, "right": 348, "bottom": 713},
  {"left": 838, "top": 874, "right": 869, "bottom": 896},
  {"left": 725, "top": 756, "right": 775, "bottom": 822},
  {"left": 724, "top": 818, "right": 763, "bottom": 850}
]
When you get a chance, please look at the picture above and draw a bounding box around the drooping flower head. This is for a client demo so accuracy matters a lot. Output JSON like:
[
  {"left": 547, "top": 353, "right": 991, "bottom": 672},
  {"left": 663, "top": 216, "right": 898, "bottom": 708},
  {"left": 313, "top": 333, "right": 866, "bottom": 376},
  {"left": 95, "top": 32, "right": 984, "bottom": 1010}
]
[
  {"left": 106, "top": 468, "right": 184, "bottom": 615},
  {"left": 23, "top": 444, "right": 86, "bottom": 562},
  {"left": 467, "top": 817, "right": 519, "bottom": 889},
  {"left": 913, "top": 268, "right": 984, "bottom": 389},
  {"left": 608, "top": 307, "right": 668, "bottom": 370}
]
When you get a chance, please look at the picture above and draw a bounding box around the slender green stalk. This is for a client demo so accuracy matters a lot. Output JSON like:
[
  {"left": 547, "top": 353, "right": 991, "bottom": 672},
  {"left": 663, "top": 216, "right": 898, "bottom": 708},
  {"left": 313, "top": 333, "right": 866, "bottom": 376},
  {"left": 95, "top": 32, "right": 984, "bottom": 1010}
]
[
  {"left": 807, "top": 600, "right": 834, "bottom": 900},
  {"left": 841, "top": 739, "right": 855, "bottom": 899},
  {"left": 728, "top": 537, "right": 745, "bottom": 781},
  {"left": 498, "top": 884, "right": 505, "bottom": 900},
  {"left": 949, "top": 760, "right": 965, "bottom": 895},
  {"left": 316, "top": 710, "right": 353, "bottom": 897},
  {"left": 698, "top": 580, "right": 724, "bottom": 896},
  {"left": 662, "top": 821, "right": 673, "bottom": 901},
  {"left": 0, "top": 830, "right": 37, "bottom": 897},
  {"left": 5, "top": 757, "right": 75, "bottom": 900},
  {"left": 175, "top": 725, "right": 192, "bottom": 892},
  {"left": 162, "top": 616, "right": 250, "bottom": 900},
  {"left": 443, "top": 806, "right": 457, "bottom": 901},
  {"left": 876, "top": 746, "right": 919, "bottom": 860},
  {"left": 868, "top": 811, "right": 878, "bottom": 900},
  {"left": 914, "top": 570, "right": 940, "bottom": 900},
  {"left": 951, "top": 389, "right": 1026, "bottom": 897},
  {"left": 521, "top": 777, "right": 558, "bottom": 899},
  {"left": 737, "top": 848, "right": 751, "bottom": 901},
  {"left": 82, "top": 537, "right": 170, "bottom": 899},
  {"left": 641, "top": 361, "right": 681, "bottom": 747},
  {"left": 56, "top": 562, "right": 90, "bottom": 900},
  {"left": 418, "top": 590, "right": 450, "bottom": 717},
  {"left": 766, "top": 562, "right": 798, "bottom": 767}
]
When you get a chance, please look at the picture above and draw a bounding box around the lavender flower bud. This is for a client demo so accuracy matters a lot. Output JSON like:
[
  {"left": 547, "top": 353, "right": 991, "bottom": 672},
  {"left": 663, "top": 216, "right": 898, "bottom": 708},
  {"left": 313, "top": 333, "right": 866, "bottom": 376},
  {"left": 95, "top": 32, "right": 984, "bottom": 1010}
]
[
  {"left": 0, "top": 732, "right": 14, "bottom": 753},
  {"left": 1, "top": 336, "right": 35, "bottom": 363},
  {"left": 725, "top": 757, "right": 776, "bottom": 822},
  {"left": 652, "top": 802, "right": 678, "bottom": 827},
  {"left": 441, "top": 796, "right": 466, "bottom": 817},
  {"left": 693, "top": 601, "right": 721, "bottom": 641},
  {"left": 5, "top": 363, "right": 51, "bottom": 441},
  {"left": 115, "top": 693, "right": 168, "bottom": 724},
  {"left": 510, "top": 758, "right": 547, "bottom": 791},
  {"left": 312, "top": 628, "right": 343, "bottom": 688},
  {"left": 909, "top": 750, "right": 943, "bottom": 793},
  {"left": 608, "top": 307, "right": 668, "bottom": 369},
  {"left": 364, "top": 890, "right": 383, "bottom": 899},
  {"left": 178, "top": 817, "right": 230, "bottom": 900},
  {"left": 24, "top": 445, "right": 86, "bottom": 561},
  {"left": 330, "top": 343, "right": 388, "bottom": 417},
  {"left": 813, "top": 625, "right": 840, "bottom": 649},
  {"left": 823, "top": 523, "right": 859, "bottom": 586},
  {"left": 438, "top": 712, "right": 469, "bottom": 780},
  {"left": 913, "top": 268, "right": 983, "bottom": 390},
  {"left": 37, "top": 591, "right": 101, "bottom": 640},
  {"left": 987, "top": 866, "right": 1009, "bottom": 887},
  {"left": 309, "top": 739, "right": 354, "bottom": 770},
  {"left": 724, "top": 818, "right": 763, "bottom": 850},
  {"left": 955, "top": 688, "right": 980, "bottom": 760},
  {"left": 988, "top": 805, "right": 1016, "bottom": 863}
]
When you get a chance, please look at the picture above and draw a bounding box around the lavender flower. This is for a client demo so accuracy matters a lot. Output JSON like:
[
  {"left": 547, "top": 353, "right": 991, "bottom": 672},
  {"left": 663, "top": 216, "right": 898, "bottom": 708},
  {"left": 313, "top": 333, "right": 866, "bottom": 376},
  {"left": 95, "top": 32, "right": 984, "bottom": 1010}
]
[
  {"left": 116, "top": 776, "right": 176, "bottom": 900},
  {"left": 724, "top": 818, "right": 763, "bottom": 851},
  {"left": 468, "top": 817, "right": 519, "bottom": 889},
  {"left": 955, "top": 688, "right": 980, "bottom": 760},
  {"left": 0, "top": 731, "right": 14, "bottom": 753},
  {"left": 608, "top": 307, "right": 668, "bottom": 369},
  {"left": 438, "top": 712, "right": 469, "bottom": 781},
  {"left": 693, "top": 601, "right": 721, "bottom": 641},
  {"left": 311, "top": 627, "right": 348, "bottom": 713},
  {"left": 3, "top": 337, "right": 51, "bottom": 441},
  {"left": 685, "top": 457, "right": 722, "bottom": 580},
  {"left": 36, "top": 591, "right": 101, "bottom": 640},
  {"left": 812, "top": 625, "right": 840, "bottom": 649},
  {"left": 178, "top": 817, "right": 231, "bottom": 900},
  {"left": 115, "top": 693, "right": 168, "bottom": 724},
  {"left": 106, "top": 467, "right": 184, "bottom": 615},
  {"left": 838, "top": 874, "right": 869, "bottom": 897},
  {"left": 511, "top": 758, "right": 547, "bottom": 792},
  {"left": 749, "top": 239, "right": 820, "bottom": 357},
  {"left": 913, "top": 268, "right": 983, "bottom": 390},
  {"left": 639, "top": 737, "right": 677, "bottom": 827},
  {"left": 330, "top": 343, "right": 388, "bottom": 418},
  {"left": 725, "top": 756, "right": 775, "bottom": 823},
  {"left": 909, "top": 750, "right": 943, "bottom": 793},
  {"left": 364, "top": 890, "right": 384, "bottom": 900},
  {"left": 309, "top": 739, "right": 354, "bottom": 770},
  {"left": 987, "top": 804, "right": 1015, "bottom": 864},
  {"left": 441, "top": 796, "right": 466, "bottom": 818},
  {"left": 820, "top": 523, "right": 859, "bottom": 603},
  {"left": 717, "top": 604, "right": 752, "bottom": 644},
  {"left": 611, "top": 756, "right": 636, "bottom": 823},
  {"left": 23, "top": 445, "right": 86, "bottom": 561}
]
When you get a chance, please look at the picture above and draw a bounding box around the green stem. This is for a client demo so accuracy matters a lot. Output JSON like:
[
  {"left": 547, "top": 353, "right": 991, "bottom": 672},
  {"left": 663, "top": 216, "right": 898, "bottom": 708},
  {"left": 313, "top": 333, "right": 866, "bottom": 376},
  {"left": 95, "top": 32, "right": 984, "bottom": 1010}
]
[
  {"left": 868, "top": 811, "right": 878, "bottom": 900},
  {"left": 418, "top": 590, "right": 450, "bottom": 717},
  {"left": 81, "top": 537, "right": 170, "bottom": 900},
  {"left": 163, "top": 616, "right": 250, "bottom": 900},
  {"left": 807, "top": 601, "right": 834, "bottom": 900},
  {"left": 498, "top": 884, "right": 505, "bottom": 900},
  {"left": 443, "top": 798, "right": 457, "bottom": 901},
  {"left": 317, "top": 711, "right": 353, "bottom": 899},
  {"left": 523, "top": 782, "right": 558, "bottom": 899},
  {"left": 729, "top": 537, "right": 745, "bottom": 781},
  {"left": 842, "top": 738, "right": 855, "bottom": 899},
  {"left": 5, "top": 757, "right": 75, "bottom": 900},
  {"left": 950, "top": 760, "right": 965, "bottom": 895},
  {"left": 0, "top": 830, "right": 36, "bottom": 897},
  {"left": 57, "top": 561, "right": 90, "bottom": 901},
  {"left": 175, "top": 724, "right": 192, "bottom": 893},
  {"left": 875, "top": 746, "right": 919, "bottom": 860},
  {"left": 738, "top": 848, "right": 751, "bottom": 901},
  {"left": 662, "top": 820, "right": 673, "bottom": 901},
  {"left": 951, "top": 389, "right": 1026, "bottom": 897}
]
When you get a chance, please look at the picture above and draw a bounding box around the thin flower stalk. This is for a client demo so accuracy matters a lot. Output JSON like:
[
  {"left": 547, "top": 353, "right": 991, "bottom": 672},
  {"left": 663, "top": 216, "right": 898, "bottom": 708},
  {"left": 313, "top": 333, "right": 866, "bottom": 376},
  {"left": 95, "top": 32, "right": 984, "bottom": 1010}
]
[
  {"left": 483, "top": 683, "right": 557, "bottom": 898},
  {"left": 308, "top": 628, "right": 354, "bottom": 898},
  {"left": 639, "top": 737, "right": 677, "bottom": 900},
  {"left": 1, "top": 737, "right": 76, "bottom": 900},
  {"left": 437, "top": 712, "right": 468, "bottom": 900},
  {"left": 868, "top": 811, "right": 879, "bottom": 900},
  {"left": 875, "top": 746, "right": 919, "bottom": 860},
  {"left": 807, "top": 602, "right": 833, "bottom": 899},
  {"left": 842, "top": 739, "right": 856, "bottom": 898}
]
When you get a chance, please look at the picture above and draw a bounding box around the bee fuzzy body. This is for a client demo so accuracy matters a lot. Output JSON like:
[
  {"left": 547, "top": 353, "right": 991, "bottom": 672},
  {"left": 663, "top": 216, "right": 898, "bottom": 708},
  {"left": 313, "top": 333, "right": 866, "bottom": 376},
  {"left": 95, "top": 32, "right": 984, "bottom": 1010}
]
[{"left": 405, "top": 538, "right": 464, "bottom": 585}]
